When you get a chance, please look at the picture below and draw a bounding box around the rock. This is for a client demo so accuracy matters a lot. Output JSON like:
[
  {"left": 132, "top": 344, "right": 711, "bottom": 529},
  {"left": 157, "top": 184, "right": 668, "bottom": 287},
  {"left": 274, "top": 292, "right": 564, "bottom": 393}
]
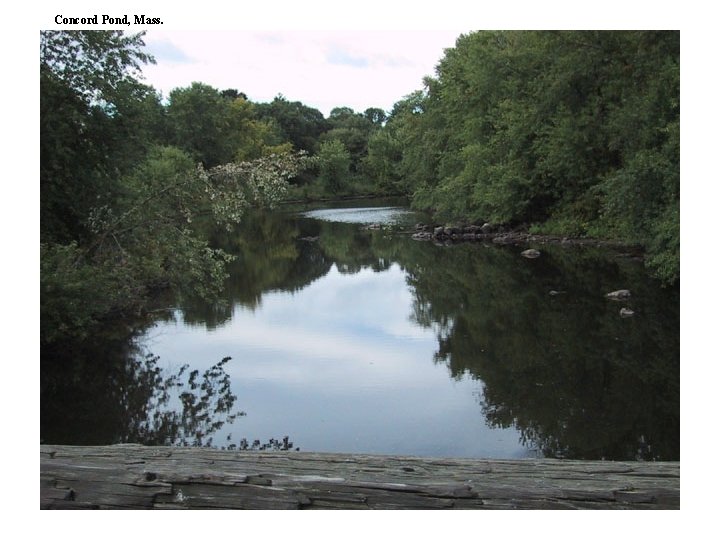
[
  {"left": 480, "top": 223, "right": 493, "bottom": 233},
  {"left": 620, "top": 308, "right": 635, "bottom": 318},
  {"left": 549, "top": 290, "right": 566, "bottom": 296},
  {"left": 606, "top": 289, "right": 631, "bottom": 300},
  {"left": 299, "top": 236, "right": 319, "bottom": 242},
  {"left": 433, "top": 226, "right": 445, "bottom": 237},
  {"left": 521, "top": 249, "right": 541, "bottom": 258}
]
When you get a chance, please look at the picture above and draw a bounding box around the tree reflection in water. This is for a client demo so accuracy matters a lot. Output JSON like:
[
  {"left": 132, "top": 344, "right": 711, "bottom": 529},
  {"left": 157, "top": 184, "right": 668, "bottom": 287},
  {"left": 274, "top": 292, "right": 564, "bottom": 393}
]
[
  {"left": 290, "top": 214, "right": 678, "bottom": 460},
  {"left": 41, "top": 329, "right": 296, "bottom": 449},
  {"left": 41, "top": 204, "right": 678, "bottom": 460},
  {"left": 127, "top": 354, "right": 244, "bottom": 447}
]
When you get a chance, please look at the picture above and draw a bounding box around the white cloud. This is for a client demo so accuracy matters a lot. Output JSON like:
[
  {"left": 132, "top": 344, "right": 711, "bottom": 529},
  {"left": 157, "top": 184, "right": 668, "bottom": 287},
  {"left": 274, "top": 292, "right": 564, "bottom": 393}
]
[{"left": 140, "top": 30, "right": 463, "bottom": 115}]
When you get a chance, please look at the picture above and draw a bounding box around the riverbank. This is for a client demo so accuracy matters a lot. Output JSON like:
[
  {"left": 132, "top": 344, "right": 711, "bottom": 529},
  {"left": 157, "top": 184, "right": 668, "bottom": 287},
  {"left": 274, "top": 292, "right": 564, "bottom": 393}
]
[
  {"left": 41, "top": 445, "right": 679, "bottom": 509},
  {"left": 283, "top": 196, "right": 644, "bottom": 258},
  {"left": 281, "top": 191, "right": 407, "bottom": 206},
  {"left": 409, "top": 223, "right": 644, "bottom": 256}
]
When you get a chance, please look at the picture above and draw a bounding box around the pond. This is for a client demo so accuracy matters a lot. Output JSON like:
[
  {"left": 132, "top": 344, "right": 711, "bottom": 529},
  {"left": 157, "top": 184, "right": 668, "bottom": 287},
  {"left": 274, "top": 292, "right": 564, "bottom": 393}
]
[{"left": 40, "top": 199, "right": 679, "bottom": 460}]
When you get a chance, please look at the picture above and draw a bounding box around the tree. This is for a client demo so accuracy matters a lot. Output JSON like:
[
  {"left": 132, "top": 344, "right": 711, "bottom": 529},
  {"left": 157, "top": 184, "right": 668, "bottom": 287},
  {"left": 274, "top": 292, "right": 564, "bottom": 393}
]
[
  {"left": 256, "top": 95, "right": 329, "bottom": 153},
  {"left": 317, "top": 139, "right": 351, "bottom": 193},
  {"left": 322, "top": 106, "right": 374, "bottom": 172},
  {"left": 364, "top": 107, "right": 387, "bottom": 126},
  {"left": 221, "top": 88, "right": 248, "bottom": 101},
  {"left": 393, "top": 30, "right": 679, "bottom": 282},
  {"left": 42, "top": 146, "right": 310, "bottom": 343},
  {"left": 40, "top": 30, "right": 154, "bottom": 106},
  {"left": 362, "top": 128, "right": 403, "bottom": 193},
  {"left": 41, "top": 30, "right": 159, "bottom": 242},
  {"left": 166, "top": 82, "right": 241, "bottom": 167},
  {"left": 41, "top": 31, "right": 312, "bottom": 345},
  {"left": 166, "top": 83, "right": 293, "bottom": 167}
]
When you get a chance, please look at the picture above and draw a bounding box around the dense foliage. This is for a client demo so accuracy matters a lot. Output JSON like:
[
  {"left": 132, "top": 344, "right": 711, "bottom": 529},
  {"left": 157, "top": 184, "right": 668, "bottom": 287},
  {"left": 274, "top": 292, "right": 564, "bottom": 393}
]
[
  {"left": 41, "top": 31, "right": 161, "bottom": 242},
  {"left": 40, "top": 31, "right": 311, "bottom": 343},
  {"left": 379, "top": 31, "right": 679, "bottom": 283},
  {"left": 41, "top": 30, "right": 679, "bottom": 454},
  {"left": 41, "top": 29, "right": 680, "bottom": 347}
]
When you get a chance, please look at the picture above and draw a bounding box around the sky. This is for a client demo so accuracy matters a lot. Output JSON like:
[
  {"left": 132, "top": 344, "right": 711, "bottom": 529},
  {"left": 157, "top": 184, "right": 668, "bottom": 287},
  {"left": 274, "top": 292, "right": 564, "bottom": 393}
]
[
  {"left": 140, "top": 30, "right": 466, "bottom": 116},
  {"left": 7, "top": 0, "right": 715, "bottom": 535}
]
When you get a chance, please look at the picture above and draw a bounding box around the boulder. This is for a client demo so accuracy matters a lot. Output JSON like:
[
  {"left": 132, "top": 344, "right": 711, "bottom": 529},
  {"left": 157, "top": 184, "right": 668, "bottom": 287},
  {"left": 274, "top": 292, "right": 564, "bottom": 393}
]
[
  {"left": 521, "top": 249, "right": 541, "bottom": 258},
  {"left": 606, "top": 289, "right": 631, "bottom": 300},
  {"left": 620, "top": 307, "right": 635, "bottom": 318}
]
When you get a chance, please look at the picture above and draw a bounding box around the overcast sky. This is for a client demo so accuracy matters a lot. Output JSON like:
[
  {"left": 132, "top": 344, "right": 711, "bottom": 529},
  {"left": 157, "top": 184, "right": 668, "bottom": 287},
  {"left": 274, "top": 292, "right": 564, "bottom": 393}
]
[{"left": 140, "top": 30, "right": 467, "bottom": 117}]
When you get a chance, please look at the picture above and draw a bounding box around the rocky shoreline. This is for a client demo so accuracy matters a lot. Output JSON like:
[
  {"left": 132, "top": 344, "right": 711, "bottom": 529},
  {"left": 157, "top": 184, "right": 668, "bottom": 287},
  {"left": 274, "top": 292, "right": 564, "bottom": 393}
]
[{"left": 410, "top": 223, "right": 642, "bottom": 255}]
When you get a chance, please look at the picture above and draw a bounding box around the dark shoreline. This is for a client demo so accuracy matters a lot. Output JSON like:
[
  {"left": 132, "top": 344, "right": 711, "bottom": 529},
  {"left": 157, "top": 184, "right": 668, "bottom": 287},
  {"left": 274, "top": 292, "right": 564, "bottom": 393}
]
[{"left": 409, "top": 223, "right": 644, "bottom": 256}]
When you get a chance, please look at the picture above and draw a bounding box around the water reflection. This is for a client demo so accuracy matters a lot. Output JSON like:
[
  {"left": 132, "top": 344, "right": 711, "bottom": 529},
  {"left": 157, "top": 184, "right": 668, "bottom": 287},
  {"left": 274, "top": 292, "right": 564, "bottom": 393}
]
[
  {"left": 403, "top": 244, "right": 679, "bottom": 460},
  {"left": 143, "top": 268, "right": 532, "bottom": 459},
  {"left": 41, "top": 327, "right": 243, "bottom": 447},
  {"left": 41, "top": 203, "right": 679, "bottom": 460},
  {"left": 301, "top": 206, "right": 415, "bottom": 225},
  {"left": 147, "top": 207, "right": 679, "bottom": 459}
]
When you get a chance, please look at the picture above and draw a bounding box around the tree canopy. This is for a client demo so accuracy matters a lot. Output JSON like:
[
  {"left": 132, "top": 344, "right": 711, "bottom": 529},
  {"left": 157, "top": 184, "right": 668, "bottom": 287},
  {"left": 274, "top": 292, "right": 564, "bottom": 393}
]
[
  {"left": 41, "top": 29, "right": 680, "bottom": 351},
  {"left": 40, "top": 31, "right": 311, "bottom": 343},
  {"left": 379, "top": 31, "right": 679, "bottom": 282}
]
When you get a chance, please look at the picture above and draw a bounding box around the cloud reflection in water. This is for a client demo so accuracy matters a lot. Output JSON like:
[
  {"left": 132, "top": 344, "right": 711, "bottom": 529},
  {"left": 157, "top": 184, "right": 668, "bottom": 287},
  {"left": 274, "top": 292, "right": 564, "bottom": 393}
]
[{"left": 141, "top": 263, "right": 534, "bottom": 458}]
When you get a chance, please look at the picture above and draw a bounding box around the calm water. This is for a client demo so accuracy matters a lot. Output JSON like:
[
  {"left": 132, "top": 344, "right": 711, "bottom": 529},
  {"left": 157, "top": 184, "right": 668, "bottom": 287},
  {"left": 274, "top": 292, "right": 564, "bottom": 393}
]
[{"left": 41, "top": 200, "right": 679, "bottom": 460}]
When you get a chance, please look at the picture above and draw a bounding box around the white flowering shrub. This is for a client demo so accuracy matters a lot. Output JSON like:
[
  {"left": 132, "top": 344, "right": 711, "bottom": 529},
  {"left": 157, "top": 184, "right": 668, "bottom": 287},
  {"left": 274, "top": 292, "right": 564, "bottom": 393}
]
[
  {"left": 43, "top": 148, "right": 311, "bottom": 341},
  {"left": 200, "top": 151, "right": 308, "bottom": 228}
]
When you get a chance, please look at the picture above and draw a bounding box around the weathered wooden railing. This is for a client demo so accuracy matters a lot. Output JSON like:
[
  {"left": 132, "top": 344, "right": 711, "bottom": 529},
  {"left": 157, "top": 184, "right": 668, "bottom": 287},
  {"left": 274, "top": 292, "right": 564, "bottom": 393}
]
[{"left": 40, "top": 445, "right": 679, "bottom": 509}]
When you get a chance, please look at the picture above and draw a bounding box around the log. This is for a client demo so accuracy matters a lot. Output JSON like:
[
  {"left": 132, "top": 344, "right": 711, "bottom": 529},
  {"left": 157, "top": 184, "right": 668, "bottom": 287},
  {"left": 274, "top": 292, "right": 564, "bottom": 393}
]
[{"left": 40, "top": 445, "right": 679, "bottom": 509}]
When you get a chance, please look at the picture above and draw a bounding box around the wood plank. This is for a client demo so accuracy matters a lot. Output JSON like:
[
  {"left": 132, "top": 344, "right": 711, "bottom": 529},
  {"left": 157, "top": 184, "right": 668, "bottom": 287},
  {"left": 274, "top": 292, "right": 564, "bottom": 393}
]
[{"left": 40, "top": 445, "right": 679, "bottom": 510}]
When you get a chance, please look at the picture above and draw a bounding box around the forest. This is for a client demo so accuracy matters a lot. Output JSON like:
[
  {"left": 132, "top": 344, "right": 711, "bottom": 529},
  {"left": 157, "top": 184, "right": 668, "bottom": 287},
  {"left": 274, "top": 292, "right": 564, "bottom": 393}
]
[{"left": 41, "top": 30, "right": 679, "bottom": 347}]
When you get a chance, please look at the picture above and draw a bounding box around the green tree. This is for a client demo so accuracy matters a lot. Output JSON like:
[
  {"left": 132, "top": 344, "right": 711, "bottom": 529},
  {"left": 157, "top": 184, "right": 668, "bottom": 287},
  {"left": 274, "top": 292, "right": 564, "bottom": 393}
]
[
  {"left": 394, "top": 30, "right": 679, "bottom": 282},
  {"left": 364, "top": 107, "right": 387, "bottom": 126},
  {"left": 166, "top": 83, "right": 293, "bottom": 167},
  {"left": 362, "top": 128, "right": 403, "bottom": 193},
  {"left": 40, "top": 30, "right": 159, "bottom": 242},
  {"left": 166, "top": 82, "right": 241, "bottom": 167},
  {"left": 42, "top": 146, "right": 310, "bottom": 343},
  {"left": 256, "top": 95, "right": 329, "bottom": 153},
  {"left": 40, "top": 31, "right": 312, "bottom": 345},
  {"left": 317, "top": 139, "right": 351, "bottom": 193},
  {"left": 229, "top": 97, "right": 293, "bottom": 162},
  {"left": 321, "top": 106, "right": 374, "bottom": 172}
]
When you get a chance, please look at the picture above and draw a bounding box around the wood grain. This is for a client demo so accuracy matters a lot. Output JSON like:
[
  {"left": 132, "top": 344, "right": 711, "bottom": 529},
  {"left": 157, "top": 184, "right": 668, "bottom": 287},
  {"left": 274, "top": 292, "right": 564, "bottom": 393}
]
[{"left": 40, "top": 445, "right": 679, "bottom": 509}]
